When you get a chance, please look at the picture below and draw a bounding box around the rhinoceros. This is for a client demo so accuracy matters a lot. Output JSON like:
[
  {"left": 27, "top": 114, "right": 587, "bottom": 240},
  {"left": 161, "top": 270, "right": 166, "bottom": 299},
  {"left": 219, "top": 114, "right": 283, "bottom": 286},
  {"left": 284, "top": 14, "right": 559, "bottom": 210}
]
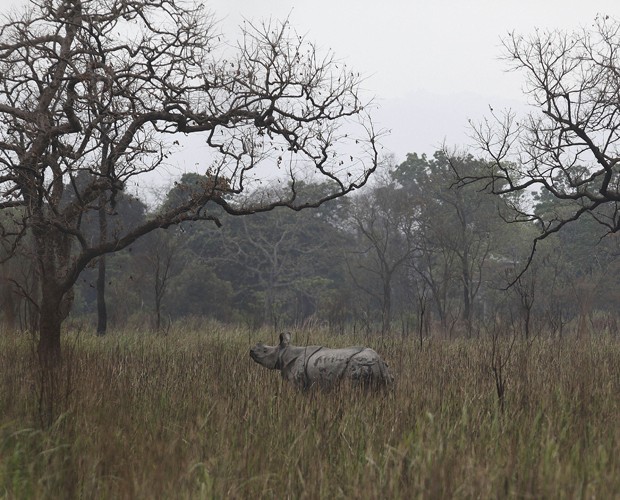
[{"left": 250, "top": 332, "right": 393, "bottom": 389}]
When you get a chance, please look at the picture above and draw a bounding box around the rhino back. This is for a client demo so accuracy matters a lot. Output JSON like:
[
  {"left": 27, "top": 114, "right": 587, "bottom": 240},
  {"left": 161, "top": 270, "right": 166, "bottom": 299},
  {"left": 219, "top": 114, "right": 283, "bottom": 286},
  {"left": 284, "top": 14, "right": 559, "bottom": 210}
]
[
  {"left": 279, "top": 345, "right": 393, "bottom": 389},
  {"left": 305, "top": 347, "right": 391, "bottom": 386}
]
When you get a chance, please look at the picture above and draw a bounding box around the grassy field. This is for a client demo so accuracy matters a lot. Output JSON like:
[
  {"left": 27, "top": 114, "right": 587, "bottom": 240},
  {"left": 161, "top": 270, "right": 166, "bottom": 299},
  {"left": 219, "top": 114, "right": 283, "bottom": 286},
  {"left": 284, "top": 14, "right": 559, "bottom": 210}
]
[{"left": 1, "top": 324, "right": 619, "bottom": 499}]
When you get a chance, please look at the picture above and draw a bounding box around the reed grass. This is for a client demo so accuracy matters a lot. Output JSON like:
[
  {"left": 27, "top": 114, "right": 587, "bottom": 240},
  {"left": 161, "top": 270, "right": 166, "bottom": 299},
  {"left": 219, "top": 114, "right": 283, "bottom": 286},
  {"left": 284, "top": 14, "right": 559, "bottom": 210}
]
[{"left": 1, "top": 325, "right": 619, "bottom": 498}]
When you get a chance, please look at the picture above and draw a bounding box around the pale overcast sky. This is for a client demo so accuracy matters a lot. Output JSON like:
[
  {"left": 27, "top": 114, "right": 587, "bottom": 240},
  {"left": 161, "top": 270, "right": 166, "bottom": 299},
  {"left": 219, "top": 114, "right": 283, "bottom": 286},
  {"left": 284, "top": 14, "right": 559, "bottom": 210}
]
[
  {"left": 208, "top": 0, "right": 620, "bottom": 162},
  {"left": 1, "top": 0, "right": 618, "bottom": 168}
]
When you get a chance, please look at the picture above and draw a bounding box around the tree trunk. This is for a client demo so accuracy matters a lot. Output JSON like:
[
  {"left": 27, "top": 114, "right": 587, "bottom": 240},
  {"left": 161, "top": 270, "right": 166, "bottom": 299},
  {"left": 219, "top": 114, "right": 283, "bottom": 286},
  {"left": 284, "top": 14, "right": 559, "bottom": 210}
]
[
  {"left": 523, "top": 306, "right": 531, "bottom": 340},
  {"left": 32, "top": 215, "right": 73, "bottom": 363},
  {"left": 155, "top": 293, "right": 162, "bottom": 331},
  {"left": 0, "top": 283, "right": 17, "bottom": 332},
  {"left": 36, "top": 279, "right": 75, "bottom": 428},
  {"left": 461, "top": 250, "right": 472, "bottom": 336},
  {"left": 37, "top": 283, "right": 63, "bottom": 364},
  {"left": 96, "top": 196, "right": 108, "bottom": 335},
  {"left": 96, "top": 255, "right": 107, "bottom": 335},
  {"left": 154, "top": 261, "right": 162, "bottom": 331},
  {"left": 381, "top": 275, "right": 392, "bottom": 335}
]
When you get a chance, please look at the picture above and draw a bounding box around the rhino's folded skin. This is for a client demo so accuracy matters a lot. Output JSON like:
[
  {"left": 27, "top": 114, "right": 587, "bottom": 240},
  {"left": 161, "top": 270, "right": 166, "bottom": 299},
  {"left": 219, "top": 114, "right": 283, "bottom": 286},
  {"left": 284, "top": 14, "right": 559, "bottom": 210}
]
[{"left": 250, "top": 332, "right": 394, "bottom": 390}]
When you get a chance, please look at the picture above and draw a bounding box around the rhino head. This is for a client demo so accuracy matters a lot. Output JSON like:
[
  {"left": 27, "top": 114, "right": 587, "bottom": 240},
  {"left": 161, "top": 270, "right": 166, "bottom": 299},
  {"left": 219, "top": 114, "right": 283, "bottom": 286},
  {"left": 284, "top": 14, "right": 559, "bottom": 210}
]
[{"left": 250, "top": 332, "right": 291, "bottom": 370}]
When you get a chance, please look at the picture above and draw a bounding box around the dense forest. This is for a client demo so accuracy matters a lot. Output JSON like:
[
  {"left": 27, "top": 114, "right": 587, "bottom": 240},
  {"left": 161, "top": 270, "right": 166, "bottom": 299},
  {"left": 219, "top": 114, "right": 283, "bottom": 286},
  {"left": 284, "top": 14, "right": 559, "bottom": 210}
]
[{"left": 3, "top": 149, "right": 617, "bottom": 338}]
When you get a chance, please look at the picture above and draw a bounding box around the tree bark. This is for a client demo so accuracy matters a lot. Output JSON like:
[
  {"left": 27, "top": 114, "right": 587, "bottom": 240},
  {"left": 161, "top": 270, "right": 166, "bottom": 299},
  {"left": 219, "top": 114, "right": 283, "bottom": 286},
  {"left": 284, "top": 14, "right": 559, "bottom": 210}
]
[
  {"left": 462, "top": 251, "right": 472, "bottom": 334},
  {"left": 0, "top": 283, "right": 16, "bottom": 332},
  {"left": 32, "top": 217, "right": 72, "bottom": 363},
  {"left": 96, "top": 199, "right": 108, "bottom": 335},
  {"left": 96, "top": 255, "right": 107, "bottom": 335},
  {"left": 381, "top": 273, "right": 392, "bottom": 335},
  {"left": 37, "top": 281, "right": 64, "bottom": 364}
]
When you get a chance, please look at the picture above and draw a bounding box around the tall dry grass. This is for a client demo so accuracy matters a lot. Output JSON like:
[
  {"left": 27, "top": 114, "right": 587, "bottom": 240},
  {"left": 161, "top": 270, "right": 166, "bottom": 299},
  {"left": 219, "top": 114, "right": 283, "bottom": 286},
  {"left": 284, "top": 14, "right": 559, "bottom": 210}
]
[{"left": 1, "top": 324, "right": 619, "bottom": 498}]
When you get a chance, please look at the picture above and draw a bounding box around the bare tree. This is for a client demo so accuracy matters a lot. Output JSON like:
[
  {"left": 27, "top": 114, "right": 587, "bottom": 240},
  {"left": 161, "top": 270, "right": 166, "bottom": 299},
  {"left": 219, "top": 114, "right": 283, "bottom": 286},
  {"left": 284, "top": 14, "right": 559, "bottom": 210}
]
[
  {"left": 143, "top": 229, "right": 180, "bottom": 332},
  {"left": 463, "top": 16, "right": 620, "bottom": 265},
  {"left": 0, "top": 0, "right": 380, "bottom": 362}
]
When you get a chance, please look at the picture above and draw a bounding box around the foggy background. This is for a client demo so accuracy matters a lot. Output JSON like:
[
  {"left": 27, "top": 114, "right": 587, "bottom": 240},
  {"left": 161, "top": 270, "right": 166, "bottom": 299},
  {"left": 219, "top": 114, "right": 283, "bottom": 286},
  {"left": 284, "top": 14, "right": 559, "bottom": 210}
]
[{"left": 207, "top": 0, "right": 619, "bottom": 161}]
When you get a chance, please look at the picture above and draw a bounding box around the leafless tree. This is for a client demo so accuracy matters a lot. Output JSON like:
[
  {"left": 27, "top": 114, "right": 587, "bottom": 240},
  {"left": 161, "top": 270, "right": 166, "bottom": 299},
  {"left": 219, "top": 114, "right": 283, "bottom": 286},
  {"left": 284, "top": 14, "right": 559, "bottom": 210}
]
[
  {"left": 0, "top": 0, "right": 380, "bottom": 362},
  {"left": 462, "top": 16, "right": 620, "bottom": 267},
  {"left": 143, "top": 229, "right": 180, "bottom": 332}
]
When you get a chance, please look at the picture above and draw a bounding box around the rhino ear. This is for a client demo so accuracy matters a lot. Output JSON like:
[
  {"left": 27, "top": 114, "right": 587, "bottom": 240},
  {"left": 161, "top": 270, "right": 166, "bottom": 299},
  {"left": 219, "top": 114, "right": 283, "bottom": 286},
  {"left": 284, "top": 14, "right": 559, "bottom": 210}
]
[{"left": 279, "top": 332, "right": 291, "bottom": 347}]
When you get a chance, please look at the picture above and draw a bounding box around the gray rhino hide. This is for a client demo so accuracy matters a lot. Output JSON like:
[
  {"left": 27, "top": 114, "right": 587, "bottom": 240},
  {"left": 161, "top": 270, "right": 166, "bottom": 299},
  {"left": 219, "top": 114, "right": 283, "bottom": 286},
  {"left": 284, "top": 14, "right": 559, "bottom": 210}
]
[{"left": 250, "top": 332, "right": 393, "bottom": 389}]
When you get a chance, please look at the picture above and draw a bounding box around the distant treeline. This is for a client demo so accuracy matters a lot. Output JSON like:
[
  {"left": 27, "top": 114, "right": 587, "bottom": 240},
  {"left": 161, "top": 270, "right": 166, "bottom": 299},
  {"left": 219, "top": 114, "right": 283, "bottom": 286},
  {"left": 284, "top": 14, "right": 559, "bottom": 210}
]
[{"left": 2, "top": 150, "right": 619, "bottom": 336}]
